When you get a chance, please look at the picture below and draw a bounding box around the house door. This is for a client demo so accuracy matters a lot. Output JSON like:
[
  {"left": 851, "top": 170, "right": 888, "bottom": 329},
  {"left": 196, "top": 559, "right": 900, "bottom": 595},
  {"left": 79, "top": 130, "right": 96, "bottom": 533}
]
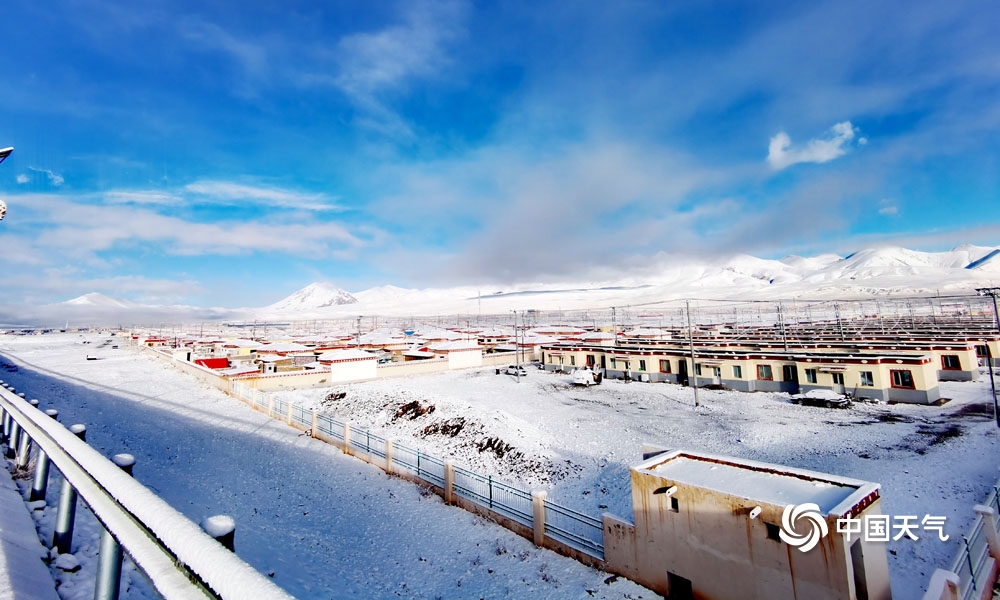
[
  {"left": 600, "top": 355, "right": 606, "bottom": 370},
  {"left": 678, "top": 360, "right": 689, "bottom": 386}
]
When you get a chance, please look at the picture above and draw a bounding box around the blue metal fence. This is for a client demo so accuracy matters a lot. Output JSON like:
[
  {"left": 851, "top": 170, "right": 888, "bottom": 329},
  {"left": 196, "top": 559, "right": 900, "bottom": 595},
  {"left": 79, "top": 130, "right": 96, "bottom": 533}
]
[
  {"left": 544, "top": 499, "right": 605, "bottom": 559},
  {"left": 946, "top": 482, "right": 1000, "bottom": 600},
  {"left": 452, "top": 464, "right": 533, "bottom": 528}
]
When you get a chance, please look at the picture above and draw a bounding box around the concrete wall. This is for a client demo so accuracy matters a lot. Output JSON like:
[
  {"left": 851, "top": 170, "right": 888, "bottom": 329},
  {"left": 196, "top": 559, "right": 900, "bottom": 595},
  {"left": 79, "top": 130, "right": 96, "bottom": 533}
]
[
  {"left": 447, "top": 349, "right": 483, "bottom": 369},
  {"left": 376, "top": 358, "right": 449, "bottom": 378},
  {"left": 329, "top": 359, "right": 377, "bottom": 384}
]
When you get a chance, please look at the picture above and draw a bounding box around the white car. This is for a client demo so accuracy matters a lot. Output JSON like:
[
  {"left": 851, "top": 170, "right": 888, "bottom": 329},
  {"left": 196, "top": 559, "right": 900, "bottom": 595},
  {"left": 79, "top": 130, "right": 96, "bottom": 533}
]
[
  {"left": 505, "top": 365, "right": 528, "bottom": 376},
  {"left": 571, "top": 368, "right": 600, "bottom": 386}
]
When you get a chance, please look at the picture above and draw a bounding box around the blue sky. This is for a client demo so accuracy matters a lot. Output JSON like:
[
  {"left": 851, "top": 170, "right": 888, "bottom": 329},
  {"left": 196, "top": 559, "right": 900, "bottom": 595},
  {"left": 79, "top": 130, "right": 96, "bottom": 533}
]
[{"left": 0, "top": 0, "right": 998, "bottom": 308}]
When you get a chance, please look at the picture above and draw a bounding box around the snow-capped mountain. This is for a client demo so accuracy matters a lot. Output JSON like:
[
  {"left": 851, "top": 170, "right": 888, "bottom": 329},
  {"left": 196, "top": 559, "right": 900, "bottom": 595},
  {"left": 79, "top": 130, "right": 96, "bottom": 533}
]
[
  {"left": 63, "top": 293, "right": 140, "bottom": 309},
  {"left": 264, "top": 282, "right": 358, "bottom": 313},
  {"left": 3, "top": 245, "right": 998, "bottom": 326}
]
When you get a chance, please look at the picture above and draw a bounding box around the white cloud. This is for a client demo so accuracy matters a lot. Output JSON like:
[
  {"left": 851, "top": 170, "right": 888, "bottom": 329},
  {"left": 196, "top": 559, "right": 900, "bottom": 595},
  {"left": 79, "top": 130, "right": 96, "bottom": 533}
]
[
  {"left": 105, "top": 191, "right": 182, "bottom": 205},
  {"left": 767, "top": 121, "right": 860, "bottom": 170},
  {"left": 27, "top": 167, "right": 65, "bottom": 186},
  {"left": 184, "top": 181, "right": 341, "bottom": 211},
  {"left": 878, "top": 198, "right": 899, "bottom": 216},
  {"left": 16, "top": 174, "right": 29, "bottom": 184}
]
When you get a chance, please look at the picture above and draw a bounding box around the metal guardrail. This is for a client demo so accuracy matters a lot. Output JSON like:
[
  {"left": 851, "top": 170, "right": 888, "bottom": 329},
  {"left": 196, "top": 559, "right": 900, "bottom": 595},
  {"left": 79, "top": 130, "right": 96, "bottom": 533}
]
[
  {"left": 945, "top": 480, "right": 1000, "bottom": 600},
  {"left": 452, "top": 464, "right": 533, "bottom": 527},
  {"left": 0, "top": 385, "right": 294, "bottom": 600}
]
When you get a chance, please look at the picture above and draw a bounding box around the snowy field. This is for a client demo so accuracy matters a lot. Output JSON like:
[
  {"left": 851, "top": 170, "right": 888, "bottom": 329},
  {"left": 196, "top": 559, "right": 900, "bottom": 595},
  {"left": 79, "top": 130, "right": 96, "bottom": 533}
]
[
  {"left": 2, "top": 332, "right": 999, "bottom": 599},
  {"left": 274, "top": 358, "right": 1000, "bottom": 600},
  {"left": 0, "top": 332, "right": 656, "bottom": 600}
]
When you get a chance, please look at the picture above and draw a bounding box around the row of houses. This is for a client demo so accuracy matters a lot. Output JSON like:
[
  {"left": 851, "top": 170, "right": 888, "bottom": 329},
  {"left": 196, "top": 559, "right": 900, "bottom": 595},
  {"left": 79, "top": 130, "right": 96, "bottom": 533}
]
[{"left": 540, "top": 341, "right": 983, "bottom": 404}]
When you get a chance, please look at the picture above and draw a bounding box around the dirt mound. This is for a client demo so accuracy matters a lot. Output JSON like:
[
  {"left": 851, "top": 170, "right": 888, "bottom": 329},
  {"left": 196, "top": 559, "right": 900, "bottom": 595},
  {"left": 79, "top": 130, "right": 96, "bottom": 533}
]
[
  {"left": 423, "top": 417, "right": 467, "bottom": 437},
  {"left": 394, "top": 400, "right": 435, "bottom": 421}
]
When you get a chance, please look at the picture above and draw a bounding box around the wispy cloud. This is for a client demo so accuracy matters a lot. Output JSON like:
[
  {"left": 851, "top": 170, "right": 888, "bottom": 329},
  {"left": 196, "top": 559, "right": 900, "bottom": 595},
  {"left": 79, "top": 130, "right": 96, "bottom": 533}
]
[
  {"left": 330, "top": 0, "right": 466, "bottom": 137},
  {"left": 25, "top": 167, "right": 66, "bottom": 186},
  {"left": 767, "top": 121, "right": 861, "bottom": 170},
  {"left": 184, "top": 181, "right": 342, "bottom": 211},
  {"left": 878, "top": 198, "right": 899, "bottom": 216},
  {"left": 105, "top": 191, "right": 182, "bottom": 205}
]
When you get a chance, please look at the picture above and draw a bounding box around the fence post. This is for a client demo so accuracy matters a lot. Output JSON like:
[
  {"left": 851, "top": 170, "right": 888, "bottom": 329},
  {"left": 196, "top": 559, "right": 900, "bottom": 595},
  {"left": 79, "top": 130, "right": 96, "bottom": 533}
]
[
  {"left": 444, "top": 460, "right": 455, "bottom": 504},
  {"left": 286, "top": 401, "right": 294, "bottom": 425},
  {"left": 93, "top": 454, "right": 135, "bottom": 600},
  {"left": 343, "top": 422, "right": 351, "bottom": 453},
  {"left": 922, "top": 569, "right": 961, "bottom": 600},
  {"left": 29, "top": 409, "right": 59, "bottom": 501},
  {"left": 5, "top": 419, "right": 20, "bottom": 459},
  {"left": 975, "top": 504, "right": 1000, "bottom": 561},
  {"left": 267, "top": 397, "right": 274, "bottom": 417},
  {"left": 311, "top": 409, "right": 318, "bottom": 438},
  {"left": 200, "top": 515, "right": 236, "bottom": 552},
  {"left": 385, "top": 439, "right": 395, "bottom": 473},
  {"left": 53, "top": 424, "right": 87, "bottom": 553},
  {"left": 532, "top": 490, "right": 548, "bottom": 546}
]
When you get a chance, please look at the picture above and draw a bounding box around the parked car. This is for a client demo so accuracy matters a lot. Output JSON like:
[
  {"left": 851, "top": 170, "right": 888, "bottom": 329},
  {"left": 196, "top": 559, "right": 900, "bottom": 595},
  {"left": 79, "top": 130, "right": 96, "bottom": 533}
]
[
  {"left": 571, "top": 368, "right": 601, "bottom": 386},
  {"left": 505, "top": 365, "right": 528, "bottom": 376},
  {"left": 789, "top": 390, "right": 852, "bottom": 409}
]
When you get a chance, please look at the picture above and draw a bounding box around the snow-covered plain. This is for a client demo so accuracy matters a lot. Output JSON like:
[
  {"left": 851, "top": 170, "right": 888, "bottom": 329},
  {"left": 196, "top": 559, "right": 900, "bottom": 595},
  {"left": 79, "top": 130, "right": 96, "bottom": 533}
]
[
  {"left": 0, "top": 333, "right": 656, "bottom": 599},
  {"left": 4, "top": 331, "right": 1000, "bottom": 599},
  {"left": 274, "top": 362, "right": 1000, "bottom": 600}
]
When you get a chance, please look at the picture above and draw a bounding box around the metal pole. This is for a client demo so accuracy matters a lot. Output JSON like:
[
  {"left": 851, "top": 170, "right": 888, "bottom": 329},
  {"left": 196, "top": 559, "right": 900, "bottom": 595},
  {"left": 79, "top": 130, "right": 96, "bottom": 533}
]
[
  {"left": 513, "top": 311, "right": 520, "bottom": 383},
  {"left": 29, "top": 409, "right": 59, "bottom": 501},
  {"left": 54, "top": 424, "right": 87, "bottom": 553},
  {"left": 94, "top": 453, "right": 135, "bottom": 600},
  {"left": 687, "top": 300, "right": 700, "bottom": 408}
]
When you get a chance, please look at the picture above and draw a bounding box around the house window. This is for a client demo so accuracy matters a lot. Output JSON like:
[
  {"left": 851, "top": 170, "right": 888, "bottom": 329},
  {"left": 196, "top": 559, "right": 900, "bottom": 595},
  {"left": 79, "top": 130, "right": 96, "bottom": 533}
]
[
  {"left": 659, "top": 359, "right": 672, "bottom": 373},
  {"left": 695, "top": 364, "right": 702, "bottom": 376},
  {"left": 733, "top": 365, "right": 742, "bottom": 378},
  {"left": 805, "top": 369, "right": 817, "bottom": 384},
  {"left": 941, "top": 355, "right": 961, "bottom": 370},
  {"left": 711, "top": 367, "right": 721, "bottom": 377},
  {"left": 782, "top": 365, "right": 798, "bottom": 382},
  {"left": 670, "top": 497, "right": 679, "bottom": 512},
  {"left": 891, "top": 369, "right": 915, "bottom": 389},
  {"left": 975, "top": 344, "right": 988, "bottom": 358},
  {"left": 611, "top": 358, "right": 616, "bottom": 368},
  {"left": 570, "top": 356, "right": 576, "bottom": 366},
  {"left": 757, "top": 364, "right": 773, "bottom": 380},
  {"left": 860, "top": 371, "right": 874, "bottom": 387},
  {"left": 587, "top": 354, "right": 595, "bottom": 367},
  {"left": 766, "top": 522, "right": 781, "bottom": 541},
  {"left": 639, "top": 360, "right": 647, "bottom": 372},
  {"left": 832, "top": 373, "right": 845, "bottom": 385},
  {"left": 558, "top": 356, "right": 564, "bottom": 365}
]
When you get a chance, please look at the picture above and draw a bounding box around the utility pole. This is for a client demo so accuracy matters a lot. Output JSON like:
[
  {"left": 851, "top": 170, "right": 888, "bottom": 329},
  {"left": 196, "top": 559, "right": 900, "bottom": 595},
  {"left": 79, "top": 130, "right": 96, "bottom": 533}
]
[
  {"left": 777, "top": 302, "right": 788, "bottom": 352},
  {"left": 834, "top": 303, "right": 845, "bottom": 341},
  {"left": 686, "top": 300, "right": 700, "bottom": 408},
  {"left": 513, "top": 310, "right": 520, "bottom": 383},
  {"left": 976, "top": 288, "right": 1000, "bottom": 427}
]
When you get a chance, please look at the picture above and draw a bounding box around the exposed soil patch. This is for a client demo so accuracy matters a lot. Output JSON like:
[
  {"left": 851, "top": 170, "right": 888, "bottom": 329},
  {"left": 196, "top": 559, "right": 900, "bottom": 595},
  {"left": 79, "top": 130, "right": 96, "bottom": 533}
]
[
  {"left": 952, "top": 403, "right": 994, "bottom": 419},
  {"left": 876, "top": 413, "right": 916, "bottom": 424},
  {"left": 394, "top": 400, "right": 435, "bottom": 421},
  {"left": 917, "top": 423, "right": 964, "bottom": 446},
  {"left": 423, "top": 417, "right": 467, "bottom": 437},
  {"left": 476, "top": 436, "right": 520, "bottom": 460}
]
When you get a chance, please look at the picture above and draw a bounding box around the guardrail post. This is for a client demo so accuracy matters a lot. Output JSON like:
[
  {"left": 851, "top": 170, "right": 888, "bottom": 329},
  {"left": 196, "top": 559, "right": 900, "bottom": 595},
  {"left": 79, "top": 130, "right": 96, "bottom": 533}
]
[
  {"left": 975, "top": 504, "right": 1000, "bottom": 561},
  {"left": 6, "top": 419, "right": 21, "bottom": 459},
  {"left": 532, "top": 490, "right": 548, "bottom": 546},
  {"left": 286, "top": 402, "right": 294, "bottom": 425},
  {"left": 200, "top": 515, "right": 236, "bottom": 552},
  {"left": 311, "top": 409, "right": 318, "bottom": 438},
  {"left": 343, "top": 421, "right": 351, "bottom": 452},
  {"left": 267, "top": 397, "right": 274, "bottom": 417},
  {"left": 54, "top": 424, "right": 87, "bottom": 553},
  {"left": 94, "top": 454, "right": 135, "bottom": 600},
  {"left": 29, "top": 409, "right": 59, "bottom": 501},
  {"left": 444, "top": 459, "right": 455, "bottom": 504},
  {"left": 385, "top": 439, "right": 395, "bottom": 473}
]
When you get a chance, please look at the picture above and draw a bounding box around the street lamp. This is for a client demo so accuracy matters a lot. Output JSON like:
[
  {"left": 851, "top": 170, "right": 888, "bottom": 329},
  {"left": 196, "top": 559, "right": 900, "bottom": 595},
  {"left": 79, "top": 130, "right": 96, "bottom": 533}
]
[{"left": 0, "top": 146, "right": 11, "bottom": 221}]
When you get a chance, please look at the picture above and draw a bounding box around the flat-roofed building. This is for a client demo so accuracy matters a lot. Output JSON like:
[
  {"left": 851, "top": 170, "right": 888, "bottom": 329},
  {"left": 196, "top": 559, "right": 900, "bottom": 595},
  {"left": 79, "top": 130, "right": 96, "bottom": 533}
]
[{"left": 604, "top": 449, "right": 890, "bottom": 600}]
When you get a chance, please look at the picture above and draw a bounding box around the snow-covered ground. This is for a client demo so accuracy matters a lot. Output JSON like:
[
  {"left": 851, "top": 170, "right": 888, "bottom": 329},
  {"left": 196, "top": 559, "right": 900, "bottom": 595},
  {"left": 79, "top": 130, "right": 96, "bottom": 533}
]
[
  {"left": 2, "top": 331, "right": 998, "bottom": 599},
  {"left": 0, "top": 333, "right": 658, "bottom": 599},
  {"left": 273, "top": 362, "right": 1000, "bottom": 599}
]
